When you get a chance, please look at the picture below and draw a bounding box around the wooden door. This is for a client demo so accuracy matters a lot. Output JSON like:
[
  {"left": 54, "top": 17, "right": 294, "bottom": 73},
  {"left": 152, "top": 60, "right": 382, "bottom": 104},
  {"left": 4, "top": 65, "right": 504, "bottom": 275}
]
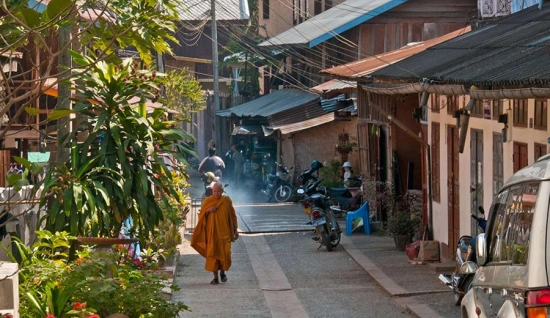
[
  {"left": 470, "top": 130, "right": 483, "bottom": 236},
  {"left": 513, "top": 142, "right": 528, "bottom": 173},
  {"left": 447, "top": 125, "right": 460, "bottom": 256},
  {"left": 493, "top": 133, "right": 503, "bottom": 197}
]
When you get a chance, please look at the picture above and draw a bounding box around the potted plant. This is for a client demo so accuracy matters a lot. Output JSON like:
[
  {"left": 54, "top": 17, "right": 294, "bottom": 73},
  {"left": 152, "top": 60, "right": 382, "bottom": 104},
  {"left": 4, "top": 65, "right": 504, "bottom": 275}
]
[
  {"left": 39, "top": 52, "right": 195, "bottom": 243},
  {"left": 386, "top": 191, "right": 422, "bottom": 250}
]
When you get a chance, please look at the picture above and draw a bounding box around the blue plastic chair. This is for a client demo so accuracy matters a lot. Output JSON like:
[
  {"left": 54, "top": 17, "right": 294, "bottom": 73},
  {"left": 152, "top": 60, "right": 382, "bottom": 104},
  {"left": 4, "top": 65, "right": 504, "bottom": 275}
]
[{"left": 345, "top": 201, "right": 371, "bottom": 236}]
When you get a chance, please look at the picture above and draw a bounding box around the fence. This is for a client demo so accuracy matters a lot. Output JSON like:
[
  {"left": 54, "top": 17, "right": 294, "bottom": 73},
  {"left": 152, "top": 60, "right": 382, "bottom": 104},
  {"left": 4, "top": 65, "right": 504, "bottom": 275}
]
[{"left": 185, "top": 198, "right": 202, "bottom": 233}]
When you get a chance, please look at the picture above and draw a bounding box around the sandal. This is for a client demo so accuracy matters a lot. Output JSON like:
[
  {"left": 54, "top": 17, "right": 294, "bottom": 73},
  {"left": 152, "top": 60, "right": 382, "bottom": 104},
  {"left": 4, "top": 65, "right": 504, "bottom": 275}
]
[
  {"left": 220, "top": 273, "right": 227, "bottom": 283},
  {"left": 210, "top": 278, "right": 219, "bottom": 285}
]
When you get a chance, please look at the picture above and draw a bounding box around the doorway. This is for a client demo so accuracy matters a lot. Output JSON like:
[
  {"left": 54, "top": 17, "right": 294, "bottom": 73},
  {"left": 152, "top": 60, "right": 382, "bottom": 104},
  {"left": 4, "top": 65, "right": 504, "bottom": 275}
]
[{"left": 447, "top": 125, "right": 460, "bottom": 256}]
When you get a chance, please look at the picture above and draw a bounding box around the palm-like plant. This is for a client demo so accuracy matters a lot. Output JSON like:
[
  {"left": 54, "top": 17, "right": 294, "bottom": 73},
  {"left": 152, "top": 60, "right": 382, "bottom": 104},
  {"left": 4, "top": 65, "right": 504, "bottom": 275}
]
[{"left": 40, "top": 52, "right": 195, "bottom": 241}]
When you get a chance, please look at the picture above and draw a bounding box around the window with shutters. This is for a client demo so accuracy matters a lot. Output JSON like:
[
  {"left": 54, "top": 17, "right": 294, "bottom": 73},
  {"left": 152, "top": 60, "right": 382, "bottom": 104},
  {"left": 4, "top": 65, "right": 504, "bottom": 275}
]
[
  {"left": 446, "top": 95, "right": 458, "bottom": 114},
  {"left": 534, "top": 99, "right": 547, "bottom": 130},
  {"left": 492, "top": 99, "right": 503, "bottom": 120},
  {"left": 513, "top": 99, "right": 528, "bottom": 127},
  {"left": 325, "top": 0, "right": 333, "bottom": 10},
  {"left": 471, "top": 100, "right": 483, "bottom": 118},
  {"left": 534, "top": 143, "right": 547, "bottom": 161},
  {"left": 263, "top": 0, "right": 270, "bottom": 19},
  {"left": 431, "top": 123, "right": 441, "bottom": 202},
  {"left": 314, "top": 0, "right": 322, "bottom": 14},
  {"left": 513, "top": 142, "right": 528, "bottom": 172}
]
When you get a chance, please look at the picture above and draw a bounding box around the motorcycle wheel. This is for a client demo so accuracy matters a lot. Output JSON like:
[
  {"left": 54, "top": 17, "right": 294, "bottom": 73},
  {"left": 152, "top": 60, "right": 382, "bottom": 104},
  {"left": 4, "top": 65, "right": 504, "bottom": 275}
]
[
  {"left": 454, "top": 275, "right": 474, "bottom": 306},
  {"left": 321, "top": 231, "right": 333, "bottom": 251},
  {"left": 330, "top": 221, "right": 341, "bottom": 247},
  {"left": 274, "top": 184, "right": 293, "bottom": 202}
]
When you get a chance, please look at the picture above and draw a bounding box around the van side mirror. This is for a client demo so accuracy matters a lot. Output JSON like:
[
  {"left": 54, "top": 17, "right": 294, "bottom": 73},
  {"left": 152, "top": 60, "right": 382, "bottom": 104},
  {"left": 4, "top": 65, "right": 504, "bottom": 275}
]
[{"left": 476, "top": 233, "right": 488, "bottom": 265}]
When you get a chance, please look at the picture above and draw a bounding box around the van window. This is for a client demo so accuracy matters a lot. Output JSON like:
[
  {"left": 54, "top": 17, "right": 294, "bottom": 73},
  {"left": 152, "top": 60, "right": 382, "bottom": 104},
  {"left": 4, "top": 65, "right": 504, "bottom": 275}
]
[{"left": 488, "top": 182, "right": 538, "bottom": 265}]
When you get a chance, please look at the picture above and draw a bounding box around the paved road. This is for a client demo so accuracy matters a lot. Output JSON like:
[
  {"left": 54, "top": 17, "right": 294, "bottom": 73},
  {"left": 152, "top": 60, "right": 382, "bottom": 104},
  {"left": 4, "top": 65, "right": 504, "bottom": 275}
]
[
  {"left": 176, "top": 174, "right": 415, "bottom": 317},
  {"left": 177, "top": 172, "right": 460, "bottom": 317}
]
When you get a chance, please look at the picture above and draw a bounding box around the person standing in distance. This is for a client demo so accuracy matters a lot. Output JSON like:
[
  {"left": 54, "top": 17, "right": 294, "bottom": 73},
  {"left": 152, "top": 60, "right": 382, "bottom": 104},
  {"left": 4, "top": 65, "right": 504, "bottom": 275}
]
[{"left": 191, "top": 182, "right": 239, "bottom": 284}]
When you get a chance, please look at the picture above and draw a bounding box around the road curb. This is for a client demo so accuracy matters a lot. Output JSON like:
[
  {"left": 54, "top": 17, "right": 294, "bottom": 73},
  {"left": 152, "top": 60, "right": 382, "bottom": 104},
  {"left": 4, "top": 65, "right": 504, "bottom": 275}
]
[{"left": 340, "top": 235, "right": 444, "bottom": 318}]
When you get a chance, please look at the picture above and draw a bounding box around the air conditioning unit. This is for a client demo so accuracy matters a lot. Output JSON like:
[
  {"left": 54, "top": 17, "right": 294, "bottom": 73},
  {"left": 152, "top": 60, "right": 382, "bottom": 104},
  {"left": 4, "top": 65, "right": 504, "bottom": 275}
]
[{"left": 0, "top": 262, "right": 19, "bottom": 318}]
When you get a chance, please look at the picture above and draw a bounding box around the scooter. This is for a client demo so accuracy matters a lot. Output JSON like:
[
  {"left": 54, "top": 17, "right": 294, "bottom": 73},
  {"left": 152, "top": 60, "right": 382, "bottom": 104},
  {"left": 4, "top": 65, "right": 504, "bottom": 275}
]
[
  {"left": 438, "top": 206, "right": 486, "bottom": 305},
  {"left": 297, "top": 160, "right": 323, "bottom": 189},
  {"left": 297, "top": 179, "right": 341, "bottom": 252},
  {"left": 262, "top": 160, "right": 294, "bottom": 202}
]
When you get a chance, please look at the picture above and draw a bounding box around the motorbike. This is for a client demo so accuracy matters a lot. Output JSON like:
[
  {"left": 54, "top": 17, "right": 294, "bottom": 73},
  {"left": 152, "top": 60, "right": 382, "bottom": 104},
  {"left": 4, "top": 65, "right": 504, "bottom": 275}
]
[
  {"left": 298, "top": 159, "right": 323, "bottom": 189},
  {"left": 262, "top": 160, "right": 294, "bottom": 202},
  {"left": 326, "top": 175, "right": 363, "bottom": 217},
  {"left": 297, "top": 179, "right": 341, "bottom": 251},
  {"left": 438, "top": 206, "right": 486, "bottom": 305}
]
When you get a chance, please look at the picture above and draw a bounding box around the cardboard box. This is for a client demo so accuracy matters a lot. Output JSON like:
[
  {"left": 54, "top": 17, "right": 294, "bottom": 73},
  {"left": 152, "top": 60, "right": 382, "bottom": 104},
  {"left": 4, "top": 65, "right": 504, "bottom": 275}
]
[{"left": 418, "top": 240, "right": 440, "bottom": 261}]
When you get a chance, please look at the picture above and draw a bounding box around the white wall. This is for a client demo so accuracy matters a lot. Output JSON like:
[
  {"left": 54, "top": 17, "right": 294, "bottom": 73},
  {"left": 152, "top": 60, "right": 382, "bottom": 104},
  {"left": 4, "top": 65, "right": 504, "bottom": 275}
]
[{"left": 429, "top": 97, "right": 550, "bottom": 246}]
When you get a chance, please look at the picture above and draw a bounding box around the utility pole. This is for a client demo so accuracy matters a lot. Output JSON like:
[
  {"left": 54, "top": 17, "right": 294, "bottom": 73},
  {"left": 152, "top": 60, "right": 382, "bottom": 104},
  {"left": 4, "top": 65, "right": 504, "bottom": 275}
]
[
  {"left": 211, "top": 0, "right": 221, "bottom": 151},
  {"left": 56, "top": 25, "right": 71, "bottom": 164}
]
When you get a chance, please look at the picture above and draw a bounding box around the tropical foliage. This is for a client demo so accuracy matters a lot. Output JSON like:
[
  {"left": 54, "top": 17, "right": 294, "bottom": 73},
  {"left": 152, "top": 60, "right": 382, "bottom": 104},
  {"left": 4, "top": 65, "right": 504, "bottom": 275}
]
[
  {"left": 3, "top": 230, "right": 188, "bottom": 317},
  {"left": 38, "top": 52, "right": 194, "bottom": 241}
]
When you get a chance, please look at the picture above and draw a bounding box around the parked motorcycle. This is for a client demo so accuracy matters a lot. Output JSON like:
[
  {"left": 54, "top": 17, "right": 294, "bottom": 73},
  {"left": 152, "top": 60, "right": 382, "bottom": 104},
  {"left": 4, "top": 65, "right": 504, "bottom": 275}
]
[
  {"left": 438, "top": 206, "right": 486, "bottom": 305},
  {"left": 298, "top": 160, "right": 323, "bottom": 189},
  {"left": 297, "top": 179, "right": 341, "bottom": 251},
  {"left": 262, "top": 160, "right": 294, "bottom": 202}
]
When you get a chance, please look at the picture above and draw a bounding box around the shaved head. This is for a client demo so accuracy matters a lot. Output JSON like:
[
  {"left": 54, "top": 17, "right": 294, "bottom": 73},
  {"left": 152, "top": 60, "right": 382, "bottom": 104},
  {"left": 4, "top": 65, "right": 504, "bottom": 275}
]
[{"left": 212, "top": 182, "right": 223, "bottom": 198}]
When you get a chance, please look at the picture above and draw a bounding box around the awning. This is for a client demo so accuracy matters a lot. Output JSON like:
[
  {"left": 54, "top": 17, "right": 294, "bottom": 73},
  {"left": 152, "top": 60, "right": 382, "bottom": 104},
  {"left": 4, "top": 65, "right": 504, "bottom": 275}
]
[
  {"left": 217, "top": 89, "right": 325, "bottom": 126},
  {"left": 311, "top": 79, "right": 357, "bottom": 94},
  {"left": 361, "top": 83, "right": 467, "bottom": 95},
  {"left": 42, "top": 78, "right": 179, "bottom": 114},
  {"left": 264, "top": 112, "right": 336, "bottom": 135},
  {"left": 232, "top": 125, "right": 263, "bottom": 135}
]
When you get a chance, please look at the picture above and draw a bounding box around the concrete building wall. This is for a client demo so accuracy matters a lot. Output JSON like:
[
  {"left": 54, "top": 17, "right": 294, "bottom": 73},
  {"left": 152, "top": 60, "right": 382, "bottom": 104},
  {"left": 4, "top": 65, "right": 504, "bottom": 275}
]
[{"left": 429, "top": 96, "right": 550, "bottom": 251}]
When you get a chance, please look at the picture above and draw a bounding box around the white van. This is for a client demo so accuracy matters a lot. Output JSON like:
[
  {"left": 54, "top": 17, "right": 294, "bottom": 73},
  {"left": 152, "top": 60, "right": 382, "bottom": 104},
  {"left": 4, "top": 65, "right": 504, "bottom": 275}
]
[{"left": 461, "top": 153, "right": 550, "bottom": 317}]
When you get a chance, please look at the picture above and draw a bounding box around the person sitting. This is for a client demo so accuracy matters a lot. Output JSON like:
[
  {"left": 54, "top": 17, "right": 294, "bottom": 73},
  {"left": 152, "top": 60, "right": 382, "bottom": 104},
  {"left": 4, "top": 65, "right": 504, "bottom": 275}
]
[
  {"left": 343, "top": 161, "right": 353, "bottom": 187},
  {"left": 199, "top": 148, "right": 226, "bottom": 178}
]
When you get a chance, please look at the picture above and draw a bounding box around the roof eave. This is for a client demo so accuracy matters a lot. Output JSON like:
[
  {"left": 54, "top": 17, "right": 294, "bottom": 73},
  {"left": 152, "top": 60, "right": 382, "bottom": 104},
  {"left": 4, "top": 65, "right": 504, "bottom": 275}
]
[{"left": 308, "top": 0, "right": 408, "bottom": 48}]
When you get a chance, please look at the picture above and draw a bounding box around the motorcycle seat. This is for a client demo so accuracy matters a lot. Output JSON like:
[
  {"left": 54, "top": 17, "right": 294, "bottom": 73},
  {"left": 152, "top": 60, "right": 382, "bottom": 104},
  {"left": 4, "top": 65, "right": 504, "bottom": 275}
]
[{"left": 328, "top": 187, "right": 352, "bottom": 198}]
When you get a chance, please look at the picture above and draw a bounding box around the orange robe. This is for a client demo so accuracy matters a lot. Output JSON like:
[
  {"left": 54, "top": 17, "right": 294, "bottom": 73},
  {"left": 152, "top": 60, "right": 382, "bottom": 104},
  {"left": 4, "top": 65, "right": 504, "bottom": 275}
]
[{"left": 191, "top": 195, "right": 238, "bottom": 272}]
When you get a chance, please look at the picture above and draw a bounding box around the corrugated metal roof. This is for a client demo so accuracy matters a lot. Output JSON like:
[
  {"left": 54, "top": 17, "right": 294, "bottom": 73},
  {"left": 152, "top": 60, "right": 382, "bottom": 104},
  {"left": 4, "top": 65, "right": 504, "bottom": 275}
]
[
  {"left": 321, "top": 27, "right": 471, "bottom": 79},
  {"left": 320, "top": 94, "right": 355, "bottom": 112},
  {"left": 371, "top": 5, "right": 550, "bottom": 86},
  {"left": 217, "top": 89, "right": 323, "bottom": 125},
  {"left": 178, "top": 0, "right": 249, "bottom": 21},
  {"left": 258, "top": 0, "right": 407, "bottom": 48},
  {"left": 267, "top": 112, "right": 335, "bottom": 135},
  {"left": 311, "top": 79, "right": 357, "bottom": 93}
]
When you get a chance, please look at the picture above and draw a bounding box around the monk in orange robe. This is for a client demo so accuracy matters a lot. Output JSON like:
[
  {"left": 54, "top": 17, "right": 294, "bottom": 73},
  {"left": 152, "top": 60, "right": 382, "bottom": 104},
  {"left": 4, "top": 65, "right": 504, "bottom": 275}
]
[{"left": 191, "top": 182, "right": 239, "bottom": 284}]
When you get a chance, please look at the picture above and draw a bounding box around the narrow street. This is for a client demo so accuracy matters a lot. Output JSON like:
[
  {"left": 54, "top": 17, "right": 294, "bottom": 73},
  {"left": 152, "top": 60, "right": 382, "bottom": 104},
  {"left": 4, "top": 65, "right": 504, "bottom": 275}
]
[{"left": 172, "top": 174, "right": 460, "bottom": 318}]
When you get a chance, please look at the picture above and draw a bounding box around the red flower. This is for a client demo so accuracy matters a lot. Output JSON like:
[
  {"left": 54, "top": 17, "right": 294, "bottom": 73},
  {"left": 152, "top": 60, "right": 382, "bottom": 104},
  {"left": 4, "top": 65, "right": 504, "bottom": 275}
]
[
  {"left": 46, "top": 314, "right": 55, "bottom": 318},
  {"left": 73, "top": 302, "right": 86, "bottom": 310},
  {"left": 86, "top": 314, "right": 100, "bottom": 318},
  {"left": 4, "top": 314, "right": 13, "bottom": 318}
]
